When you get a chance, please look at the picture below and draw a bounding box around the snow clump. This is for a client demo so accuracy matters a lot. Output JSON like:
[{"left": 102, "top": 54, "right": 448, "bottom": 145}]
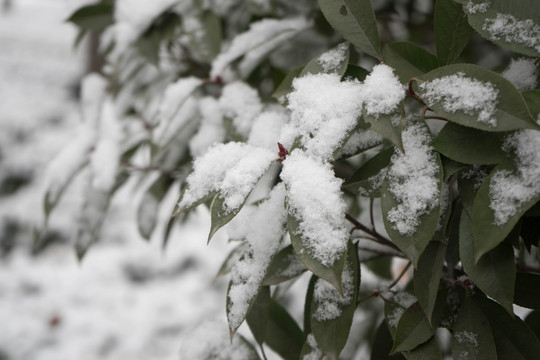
[
  {"left": 482, "top": 13, "right": 540, "bottom": 53},
  {"left": 219, "top": 81, "right": 263, "bottom": 138},
  {"left": 359, "top": 64, "right": 406, "bottom": 117},
  {"left": 501, "top": 58, "right": 538, "bottom": 91},
  {"left": 317, "top": 42, "right": 349, "bottom": 72},
  {"left": 313, "top": 262, "right": 355, "bottom": 321}
]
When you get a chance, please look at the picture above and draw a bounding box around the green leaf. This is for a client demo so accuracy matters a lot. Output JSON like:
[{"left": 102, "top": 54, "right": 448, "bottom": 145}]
[
  {"left": 525, "top": 310, "right": 540, "bottom": 340},
  {"left": 187, "top": 10, "right": 222, "bottom": 62},
  {"left": 381, "top": 145, "right": 443, "bottom": 267},
  {"left": 476, "top": 296, "right": 540, "bottom": 360},
  {"left": 263, "top": 245, "right": 307, "bottom": 286},
  {"left": 66, "top": 3, "right": 114, "bottom": 31},
  {"left": 208, "top": 193, "right": 245, "bottom": 243},
  {"left": 451, "top": 296, "right": 497, "bottom": 360},
  {"left": 384, "top": 42, "right": 439, "bottom": 84},
  {"left": 434, "top": 0, "right": 472, "bottom": 65},
  {"left": 299, "top": 334, "right": 325, "bottom": 360},
  {"left": 460, "top": 0, "right": 540, "bottom": 57},
  {"left": 522, "top": 90, "right": 540, "bottom": 118},
  {"left": 300, "top": 42, "right": 350, "bottom": 77},
  {"left": 215, "top": 242, "right": 249, "bottom": 278},
  {"left": 514, "top": 273, "right": 540, "bottom": 309},
  {"left": 310, "top": 243, "right": 359, "bottom": 359},
  {"left": 431, "top": 122, "right": 507, "bottom": 165},
  {"left": 415, "top": 64, "right": 539, "bottom": 132},
  {"left": 460, "top": 210, "right": 515, "bottom": 314},
  {"left": 457, "top": 166, "right": 491, "bottom": 217},
  {"left": 287, "top": 215, "right": 347, "bottom": 293},
  {"left": 440, "top": 156, "right": 469, "bottom": 181},
  {"left": 391, "top": 302, "right": 435, "bottom": 353},
  {"left": 137, "top": 175, "right": 174, "bottom": 240},
  {"left": 264, "top": 299, "right": 305, "bottom": 360},
  {"left": 343, "top": 64, "right": 370, "bottom": 82},
  {"left": 246, "top": 286, "right": 270, "bottom": 346},
  {"left": 317, "top": 0, "right": 381, "bottom": 60},
  {"left": 364, "top": 105, "right": 405, "bottom": 154},
  {"left": 272, "top": 65, "right": 305, "bottom": 101},
  {"left": 403, "top": 336, "right": 442, "bottom": 360},
  {"left": 371, "top": 320, "right": 407, "bottom": 360},
  {"left": 304, "top": 275, "right": 318, "bottom": 335},
  {"left": 137, "top": 12, "right": 181, "bottom": 65},
  {"left": 364, "top": 256, "right": 393, "bottom": 280},
  {"left": 344, "top": 147, "right": 393, "bottom": 197},
  {"left": 472, "top": 161, "right": 540, "bottom": 261},
  {"left": 414, "top": 240, "right": 447, "bottom": 326}
]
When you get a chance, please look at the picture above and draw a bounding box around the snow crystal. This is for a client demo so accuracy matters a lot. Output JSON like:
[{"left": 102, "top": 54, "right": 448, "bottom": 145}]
[
  {"left": 179, "top": 319, "right": 256, "bottom": 360},
  {"left": 219, "top": 81, "right": 263, "bottom": 138},
  {"left": 419, "top": 72, "right": 499, "bottom": 126},
  {"left": 189, "top": 97, "right": 226, "bottom": 157},
  {"left": 220, "top": 147, "right": 276, "bottom": 213},
  {"left": 317, "top": 42, "right": 349, "bottom": 72},
  {"left": 501, "top": 58, "right": 538, "bottom": 91},
  {"left": 286, "top": 73, "right": 364, "bottom": 160},
  {"left": 210, "top": 17, "right": 312, "bottom": 79},
  {"left": 360, "top": 64, "right": 405, "bottom": 117},
  {"left": 464, "top": 1, "right": 489, "bottom": 14},
  {"left": 454, "top": 330, "right": 479, "bottom": 347},
  {"left": 280, "top": 151, "right": 348, "bottom": 266},
  {"left": 483, "top": 13, "right": 540, "bottom": 53},
  {"left": 489, "top": 129, "right": 540, "bottom": 225},
  {"left": 339, "top": 129, "right": 383, "bottom": 157},
  {"left": 387, "top": 124, "right": 440, "bottom": 235},
  {"left": 248, "top": 110, "right": 289, "bottom": 151},
  {"left": 313, "top": 262, "right": 355, "bottom": 321},
  {"left": 303, "top": 334, "right": 325, "bottom": 360},
  {"left": 227, "top": 185, "right": 287, "bottom": 330}
]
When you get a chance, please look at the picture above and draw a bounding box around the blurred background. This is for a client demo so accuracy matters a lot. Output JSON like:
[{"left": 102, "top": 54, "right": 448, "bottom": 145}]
[{"left": 0, "top": 1, "right": 239, "bottom": 359}]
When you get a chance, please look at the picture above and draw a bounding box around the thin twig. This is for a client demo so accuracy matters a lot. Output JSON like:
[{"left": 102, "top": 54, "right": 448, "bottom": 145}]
[
  {"left": 356, "top": 245, "right": 406, "bottom": 258},
  {"left": 369, "top": 198, "right": 375, "bottom": 231},
  {"left": 259, "top": 343, "right": 268, "bottom": 360},
  {"left": 517, "top": 263, "right": 540, "bottom": 274},
  {"left": 388, "top": 261, "right": 412, "bottom": 290},
  {"left": 345, "top": 213, "right": 401, "bottom": 252},
  {"left": 424, "top": 115, "right": 449, "bottom": 121}
]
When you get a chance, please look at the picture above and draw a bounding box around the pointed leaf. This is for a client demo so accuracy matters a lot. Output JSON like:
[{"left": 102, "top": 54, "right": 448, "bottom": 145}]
[
  {"left": 441, "top": 156, "right": 469, "bottom": 181},
  {"left": 299, "top": 334, "right": 325, "bottom": 360},
  {"left": 460, "top": 210, "right": 515, "bottom": 314},
  {"left": 414, "top": 240, "right": 447, "bottom": 325},
  {"left": 246, "top": 286, "right": 270, "bottom": 346},
  {"left": 264, "top": 299, "right": 305, "bottom": 360},
  {"left": 300, "top": 42, "right": 350, "bottom": 77},
  {"left": 476, "top": 296, "right": 540, "bottom": 360},
  {"left": 415, "top": 64, "right": 539, "bottom": 132},
  {"left": 66, "top": 3, "right": 114, "bottom": 31},
  {"left": 371, "top": 320, "right": 407, "bottom": 360},
  {"left": 215, "top": 242, "right": 249, "bottom": 278},
  {"left": 263, "top": 245, "right": 307, "bottom": 286},
  {"left": 431, "top": 122, "right": 507, "bottom": 165},
  {"left": 317, "top": 0, "right": 381, "bottom": 59},
  {"left": 272, "top": 65, "right": 305, "bottom": 101},
  {"left": 403, "top": 336, "right": 442, "bottom": 360},
  {"left": 364, "top": 108, "right": 405, "bottom": 154},
  {"left": 208, "top": 193, "right": 245, "bottom": 243},
  {"left": 343, "top": 64, "right": 370, "bottom": 82},
  {"left": 451, "top": 297, "right": 497, "bottom": 360},
  {"left": 344, "top": 147, "right": 393, "bottom": 197},
  {"left": 310, "top": 243, "right": 360, "bottom": 359},
  {"left": 391, "top": 302, "right": 435, "bottom": 353},
  {"left": 514, "top": 273, "right": 540, "bottom": 310},
  {"left": 384, "top": 42, "right": 439, "bottom": 84},
  {"left": 435, "top": 0, "right": 472, "bottom": 65}
]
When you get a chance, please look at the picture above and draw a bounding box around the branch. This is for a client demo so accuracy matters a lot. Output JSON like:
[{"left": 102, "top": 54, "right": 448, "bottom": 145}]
[
  {"left": 345, "top": 213, "right": 401, "bottom": 252},
  {"left": 388, "top": 261, "right": 411, "bottom": 290}
]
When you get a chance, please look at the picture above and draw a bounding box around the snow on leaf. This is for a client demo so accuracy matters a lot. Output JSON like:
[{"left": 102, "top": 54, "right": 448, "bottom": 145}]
[
  {"left": 219, "top": 81, "right": 263, "bottom": 138},
  {"left": 189, "top": 97, "right": 226, "bottom": 157},
  {"left": 280, "top": 151, "right": 348, "bottom": 267},
  {"left": 359, "top": 64, "right": 405, "bottom": 117},
  {"left": 482, "top": 13, "right": 540, "bottom": 53},
  {"left": 312, "top": 262, "right": 355, "bottom": 322},
  {"left": 419, "top": 72, "right": 499, "bottom": 127},
  {"left": 501, "top": 58, "right": 538, "bottom": 91},
  {"left": 248, "top": 110, "right": 289, "bottom": 151},
  {"left": 317, "top": 42, "right": 349, "bottom": 72}
]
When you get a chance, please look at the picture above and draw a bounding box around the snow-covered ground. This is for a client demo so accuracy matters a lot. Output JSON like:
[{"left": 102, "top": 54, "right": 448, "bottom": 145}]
[{"left": 0, "top": 2, "right": 243, "bottom": 359}]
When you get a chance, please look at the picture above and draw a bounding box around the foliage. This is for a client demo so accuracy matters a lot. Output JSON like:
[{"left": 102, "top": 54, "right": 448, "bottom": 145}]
[{"left": 43, "top": 0, "right": 540, "bottom": 358}]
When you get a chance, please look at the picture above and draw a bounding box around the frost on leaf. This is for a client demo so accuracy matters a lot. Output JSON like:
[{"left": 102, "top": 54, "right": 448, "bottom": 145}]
[
  {"left": 280, "top": 151, "right": 348, "bottom": 267},
  {"left": 312, "top": 262, "right": 355, "bottom": 321},
  {"left": 419, "top": 72, "right": 499, "bottom": 126},
  {"left": 501, "top": 58, "right": 538, "bottom": 91},
  {"left": 489, "top": 129, "right": 540, "bottom": 225},
  {"left": 226, "top": 184, "right": 287, "bottom": 331},
  {"left": 482, "top": 13, "right": 540, "bottom": 53},
  {"left": 219, "top": 81, "right": 263, "bottom": 138},
  {"left": 387, "top": 124, "right": 440, "bottom": 235},
  {"left": 179, "top": 319, "right": 257, "bottom": 360},
  {"left": 178, "top": 142, "right": 275, "bottom": 213}
]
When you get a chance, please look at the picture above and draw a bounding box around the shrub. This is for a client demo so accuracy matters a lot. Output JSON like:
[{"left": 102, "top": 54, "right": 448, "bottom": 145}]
[{"left": 42, "top": 0, "right": 540, "bottom": 358}]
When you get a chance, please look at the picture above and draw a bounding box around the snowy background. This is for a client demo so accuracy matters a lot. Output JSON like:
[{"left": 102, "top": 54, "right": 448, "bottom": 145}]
[{"left": 0, "top": 1, "right": 249, "bottom": 359}]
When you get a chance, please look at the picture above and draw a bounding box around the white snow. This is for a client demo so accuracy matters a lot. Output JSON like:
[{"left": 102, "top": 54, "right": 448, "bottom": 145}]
[
  {"left": 360, "top": 64, "right": 405, "bottom": 117},
  {"left": 219, "top": 81, "right": 263, "bottom": 138},
  {"left": 454, "top": 330, "right": 479, "bottom": 347},
  {"left": 482, "top": 13, "right": 540, "bottom": 53},
  {"left": 501, "top": 58, "right": 538, "bottom": 91},
  {"left": 317, "top": 42, "right": 349, "bottom": 73},
  {"left": 280, "top": 151, "right": 349, "bottom": 266},
  {"left": 248, "top": 110, "right": 289, "bottom": 151},
  {"left": 387, "top": 124, "right": 440, "bottom": 235},
  {"left": 189, "top": 97, "right": 226, "bottom": 157},
  {"left": 226, "top": 184, "right": 287, "bottom": 330},
  {"left": 313, "top": 262, "right": 355, "bottom": 321},
  {"left": 489, "top": 129, "right": 540, "bottom": 225},
  {"left": 464, "top": 1, "right": 489, "bottom": 14},
  {"left": 339, "top": 128, "right": 383, "bottom": 157},
  {"left": 419, "top": 72, "right": 499, "bottom": 127},
  {"left": 303, "top": 334, "right": 325, "bottom": 360}
]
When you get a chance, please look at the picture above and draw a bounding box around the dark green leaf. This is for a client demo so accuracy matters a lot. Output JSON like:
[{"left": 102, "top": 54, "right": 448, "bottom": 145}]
[
  {"left": 522, "top": 90, "right": 540, "bottom": 118},
  {"left": 460, "top": 210, "right": 515, "bottom": 314},
  {"left": 521, "top": 216, "right": 540, "bottom": 249},
  {"left": 415, "top": 64, "right": 540, "bottom": 132},
  {"left": 472, "top": 161, "right": 540, "bottom": 261},
  {"left": 304, "top": 275, "right": 318, "bottom": 335},
  {"left": 66, "top": 3, "right": 114, "bottom": 31},
  {"left": 441, "top": 156, "right": 468, "bottom": 181},
  {"left": 364, "top": 105, "right": 405, "bottom": 154},
  {"left": 215, "top": 242, "right": 249, "bottom": 278},
  {"left": 460, "top": 0, "right": 540, "bottom": 57},
  {"left": 514, "top": 273, "right": 540, "bottom": 309},
  {"left": 208, "top": 193, "right": 244, "bottom": 243},
  {"left": 300, "top": 42, "right": 350, "bottom": 77},
  {"left": 344, "top": 147, "right": 393, "bottom": 197},
  {"left": 431, "top": 122, "right": 507, "bottom": 165},
  {"left": 391, "top": 302, "right": 435, "bottom": 353},
  {"left": 414, "top": 240, "right": 447, "bottom": 325},
  {"left": 451, "top": 296, "right": 497, "bottom": 360},
  {"left": 457, "top": 167, "right": 491, "bottom": 217},
  {"left": 434, "top": 0, "right": 472, "bottom": 65},
  {"left": 299, "top": 334, "right": 325, "bottom": 360},
  {"left": 272, "top": 65, "right": 305, "bottom": 101},
  {"left": 263, "top": 245, "right": 307, "bottom": 286},
  {"left": 384, "top": 42, "right": 439, "bottom": 84},
  {"left": 476, "top": 296, "right": 540, "bottom": 360},
  {"left": 264, "top": 299, "right": 305, "bottom": 360},
  {"left": 525, "top": 310, "right": 540, "bottom": 340},
  {"left": 317, "top": 0, "right": 381, "bottom": 59},
  {"left": 246, "top": 286, "right": 270, "bottom": 345},
  {"left": 288, "top": 215, "right": 347, "bottom": 293},
  {"left": 310, "top": 243, "right": 360, "bottom": 359},
  {"left": 343, "top": 64, "right": 370, "bottom": 82},
  {"left": 371, "top": 320, "right": 407, "bottom": 360},
  {"left": 403, "top": 336, "right": 442, "bottom": 360}
]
